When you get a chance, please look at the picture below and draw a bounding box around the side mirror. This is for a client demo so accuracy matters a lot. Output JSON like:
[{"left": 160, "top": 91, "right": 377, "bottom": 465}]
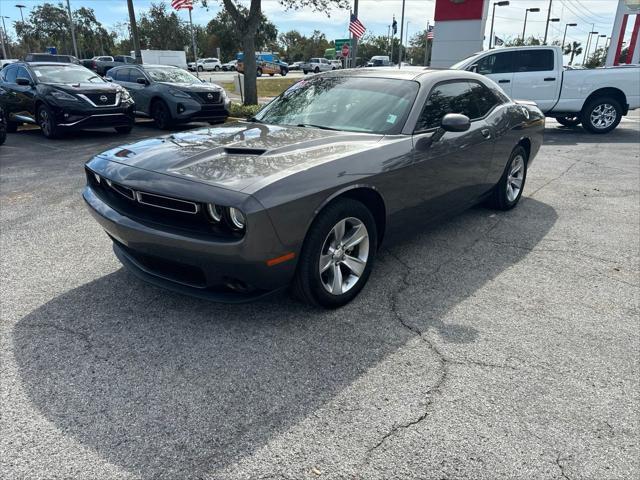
[
  {"left": 105, "top": 77, "right": 113, "bottom": 82},
  {"left": 16, "top": 77, "right": 32, "bottom": 86},
  {"left": 441, "top": 113, "right": 470, "bottom": 132},
  {"left": 136, "top": 77, "right": 148, "bottom": 85},
  {"left": 469, "top": 64, "right": 478, "bottom": 73}
]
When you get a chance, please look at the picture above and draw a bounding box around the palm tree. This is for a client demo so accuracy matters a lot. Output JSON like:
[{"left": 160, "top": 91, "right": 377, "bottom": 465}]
[{"left": 564, "top": 41, "right": 583, "bottom": 65}]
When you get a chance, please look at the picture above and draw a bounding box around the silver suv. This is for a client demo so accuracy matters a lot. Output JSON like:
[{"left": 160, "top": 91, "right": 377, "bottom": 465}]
[{"left": 302, "top": 58, "right": 333, "bottom": 74}]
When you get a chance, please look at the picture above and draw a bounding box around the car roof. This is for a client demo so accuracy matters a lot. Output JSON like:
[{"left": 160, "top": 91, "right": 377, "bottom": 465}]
[
  {"left": 21, "top": 62, "right": 79, "bottom": 67},
  {"left": 320, "top": 67, "right": 486, "bottom": 85}
]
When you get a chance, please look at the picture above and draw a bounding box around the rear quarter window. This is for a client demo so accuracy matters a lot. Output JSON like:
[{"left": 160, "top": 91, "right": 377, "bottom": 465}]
[{"left": 515, "top": 50, "right": 554, "bottom": 72}]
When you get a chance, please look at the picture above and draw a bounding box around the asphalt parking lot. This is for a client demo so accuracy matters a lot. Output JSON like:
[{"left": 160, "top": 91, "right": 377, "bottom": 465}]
[{"left": 1, "top": 115, "right": 638, "bottom": 479}]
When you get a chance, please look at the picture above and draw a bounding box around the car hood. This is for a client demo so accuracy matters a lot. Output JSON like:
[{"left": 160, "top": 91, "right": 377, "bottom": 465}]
[
  {"left": 157, "top": 82, "right": 222, "bottom": 92},
  {"left": 43, "top": 82, "right": 120, "bottom": 93},
  {"left": 96, "top": 122, "right": 383, "bottom": 193}
]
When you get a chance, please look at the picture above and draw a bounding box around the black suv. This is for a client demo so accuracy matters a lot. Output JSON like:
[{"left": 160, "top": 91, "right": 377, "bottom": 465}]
[{"left": 0, "top": 62, "right": 135, "bottom": 138}]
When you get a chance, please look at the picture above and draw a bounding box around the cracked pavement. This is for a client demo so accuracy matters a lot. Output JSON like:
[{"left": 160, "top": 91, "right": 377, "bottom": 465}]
[{"left": 1, "top": 114, "right": 639, "bottom": 479}]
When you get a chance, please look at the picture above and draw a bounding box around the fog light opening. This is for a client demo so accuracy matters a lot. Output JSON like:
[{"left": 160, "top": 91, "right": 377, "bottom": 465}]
[{"left": 223, "top": 277, "right": 250, "bottom": 293}]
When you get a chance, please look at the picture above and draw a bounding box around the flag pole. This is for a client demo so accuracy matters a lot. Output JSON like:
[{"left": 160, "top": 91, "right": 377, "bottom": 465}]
[
  {"left": 424, "top": 21, "right": 429, "bottom": 66},
  {"left": 352, "top": 0, "right": 359, "bottom": 68},
  {"left": 398, "top": 0, "right": 406, "bottom": 68},
  {"left": 188, "top": 6, "right": 199, "bottom": 78}
]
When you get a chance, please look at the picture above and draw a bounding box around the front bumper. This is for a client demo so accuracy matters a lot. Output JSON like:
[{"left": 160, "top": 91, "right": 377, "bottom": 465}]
[
  {"left": 172, "top": 97, "right": 230, "bottom": 124},
  {"left": 83, "top": 184, "right": 295, "bottom": 302},
  {"left": 52, "top": 102, "right": 135, "bottom": 129}
]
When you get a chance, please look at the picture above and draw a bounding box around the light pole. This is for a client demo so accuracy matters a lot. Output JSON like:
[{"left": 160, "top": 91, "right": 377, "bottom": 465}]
[
  {"left": 65, "top": 0, "right": 79, "bottom": 58},
  {"left": 15, "top": 4, "right": 29, "bottom": 52},
  {"left": 562, "top": 23, "right": 577, "bottom": 49},
  {"left": 522, "top": 7, "right": 540, "bottom": 42},
  {"left": 543, "top": 0, "right": 553, "bottom": 44},
  {"left": 489, "top": 1, "right": 510, "bottom": 49},
  {"left": 593, "top": 34, "right": 606, "bottom": 56},
  {"left": 0, "top": 16, "right": 10, "bottom": 58},
  {"left": 0, "top": 16, "right": 7, "bottom": 59},
  {"left": 398, "top": 0, "right": 406, "bottom": 68},
  {"left": 585, "top": 30, "right": 598, "bottom": 63}
]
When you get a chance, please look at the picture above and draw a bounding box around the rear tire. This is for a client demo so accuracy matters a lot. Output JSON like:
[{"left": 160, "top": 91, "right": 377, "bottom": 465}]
[
  {"left": 198, "top": 66, "right": 204, "bottom": 72},
  {"left": 555, "top": 115, "right": 581, "bottom": 127},
  {"left": 293, "top": 199, "right": 377, "bottom": 308},
  {"left": 580, "top": 96, "right": 622, "bottom": 134},
  {"left": 280, "top": 68, "right": 287, "bottom": 76},
  {"left": 303, "top": 70, "right": 308, "bottom": 75},
  {"left": 37, "top": 104, "right": 61, "bottom": 139},
  {"left": 151, "top": 100, "right": 173, "bottom": 130},
  {"left": 214, "top": 66, "right": 220, "bottom": 72},
  {"left": 314, "top": 67, "right": 320, "bottom": 74},
  {"left": 487, "top": 145, "right": 528, "bottom": 211}
]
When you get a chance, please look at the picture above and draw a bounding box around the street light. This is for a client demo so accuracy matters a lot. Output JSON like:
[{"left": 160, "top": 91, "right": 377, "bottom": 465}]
[
  {"left": 489, "top": 1, "right": 510, "bottom": 49},
  {"left": 65, "top": 0, "right": 79, "bottom": 59},
  {"left": 522, "top": 7, "right": 540, "bottom": 42},
  {"left": 15, "top": 4, "right": 29, "bottom": 52},
  {"left": 584, "top": 31, "right": 599, "bottom": 62},
  {"left": 0, "top": 16, "right": 11, "bottom": 59},
  {"left": 562, "top": 23, "right": 577, "bottom": 49},
  {"left": 593, "top": 34, "right": 607, "bottom": 54}
]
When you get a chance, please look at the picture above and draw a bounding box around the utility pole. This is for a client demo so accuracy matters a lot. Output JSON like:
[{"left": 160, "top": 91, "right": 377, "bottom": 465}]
[
  {"left": 543, "top": 0, "right": 553, "bottom": 44},
  {"left": 66, "top": 0, "right": 79, "bottom": 58},
  {"left": 0, "top": 18, "right": 7, "bottom": 59},
  {"left": 398, "top": 0, "right": 405, "bottom": 68},
  {"left": 127, "top": 0, "right": 142, "bottom": 64}
]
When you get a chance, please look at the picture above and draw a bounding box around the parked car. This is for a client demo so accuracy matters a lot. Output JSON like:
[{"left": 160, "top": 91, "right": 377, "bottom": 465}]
[
  {"left": 288, "top": 61, "right": 304, "bottom": 71},
  {"left": 107, "top": 64, "right": 229, "bottom": 129},
  {"left": 237, "top": 52, "right": 288, "bottom": 77},
  {"left": 24, "top": 53, "right": 80, "bottom": 64},
  {"left": 0, "top": 62, "right": 134, "bottom": 138},
  {"left": 83, "top": 68, "right": 543, "bottom": 307},
  {"left": 83, "top": 55, "right": 136, "bottom": 76},
  {"left": 0, "top": 106, "right": 6, "bottom": 145},
  {"left": 329, "top": 60, "right": 343, "bottom": 70},
  {"left": 452, "top": 45, "right": 640, "bottom": 133},
  {"left": 188, "top": 58, "right": 222, "bottom": 72},
  {"left": 222, "top": 59, "right": 238, "bottom": 71},
  {"left": 1, "top": 59, "right": 19, "bottom": 69},
  {"left": 301, "top": 58, "right": 333, "bottom": 74}
]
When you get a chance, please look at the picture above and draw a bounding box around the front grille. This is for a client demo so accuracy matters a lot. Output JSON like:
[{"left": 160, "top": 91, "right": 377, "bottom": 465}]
[
  {"left": 192, "top": 91, "right": 221, "bottom": 104},
  {"left": 84, "top": 92, "right": 117, "bottom": 106},
  {"left": 86, "top": 168, "right": 242, "bottom": 240}
]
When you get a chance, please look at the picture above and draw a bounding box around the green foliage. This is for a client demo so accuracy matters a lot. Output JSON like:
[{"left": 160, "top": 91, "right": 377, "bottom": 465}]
[
  {"left": 278, "top": 30, "right": 332, "bottom": 62},
  {"left": 505, "top": 36, "right": 543, "bottom": 47},
  {"left": 584, "top": 47, "right": 607, "bottom": 69},
  {"left": 137, "top": 3, "right": 191, "bottom": 54},
  {"left": 564, "top": 41, "right": 583, "bottom": 65},
  {"left": 229, "top": 102, "right": 262, "bottom": 118}
]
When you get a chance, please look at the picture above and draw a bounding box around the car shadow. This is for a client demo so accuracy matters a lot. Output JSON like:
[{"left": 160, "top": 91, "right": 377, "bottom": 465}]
[
  {"left": 543, "top": 122, "right": 639, "bottom": 145},
  {"left": 12, "top": 198, "right": 557, "bottom": 478}
]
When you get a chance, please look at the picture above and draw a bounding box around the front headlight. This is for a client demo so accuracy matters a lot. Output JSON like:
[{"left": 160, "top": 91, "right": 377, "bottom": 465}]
[
  {"left": 118, "top": 88, "right": 131, "bottom": 101},
  {"left": 49, "top": 90, "right": 78, "bottom": 102},
  {"left": 169, "top": 88, "right": 191, "bottom": 99},
  {"left": 228, "top": 208, "right": 246, "bottom": 230}
]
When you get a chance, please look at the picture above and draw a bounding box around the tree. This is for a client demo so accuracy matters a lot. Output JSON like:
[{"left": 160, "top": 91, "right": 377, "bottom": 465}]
[
  {"left": 206, "top": 8, "right": 277, "bottom": 61},
  {"left": 505, "top": 36, "right": 543, "bottom": 47},
  {"left": 137, "top": 2, "right": 191, "bottom": 53},
  {"left": 563, "top": 41, "right": 582, "bottom": 66},
  {"left": 584, "top": 47, "right": 606, "bottom": 69},
  {"left": 202, "top": 0, "right": 349, "bottom": 105}
]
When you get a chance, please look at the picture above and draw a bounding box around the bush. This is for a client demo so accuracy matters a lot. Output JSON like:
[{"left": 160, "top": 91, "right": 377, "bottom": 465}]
[{"left": 229, "top": 103, "right": 263, "bottom": 119}]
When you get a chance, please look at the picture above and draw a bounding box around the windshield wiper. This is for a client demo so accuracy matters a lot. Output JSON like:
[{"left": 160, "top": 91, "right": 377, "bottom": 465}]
[{"left": 296, "top": 123, "right": 339, "bottom": 131}]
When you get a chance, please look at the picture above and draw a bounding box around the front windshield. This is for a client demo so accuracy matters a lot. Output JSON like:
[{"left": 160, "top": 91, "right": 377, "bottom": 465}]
[
  {"left": 31, "top": 65, "right": 104, "bottom": 84},
  {"left": 255, "top": 76, "right": 419, "bottom": 134},
  {"left": 146, "top": 67, "right": 200, "bottom": 84}
]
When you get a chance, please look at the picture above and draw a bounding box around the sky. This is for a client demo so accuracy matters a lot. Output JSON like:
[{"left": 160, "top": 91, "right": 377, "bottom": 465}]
[{"left": 0, "top": 0, "right": 622, "bottom": 56}]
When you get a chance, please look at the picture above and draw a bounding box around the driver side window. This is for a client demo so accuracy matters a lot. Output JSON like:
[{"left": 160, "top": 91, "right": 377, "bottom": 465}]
[
  {"left": 415, "top": 81, "right": 474, "bottom": 131},
  {"left": 476, "top": 52, "right": 514, "bottom": 74}
]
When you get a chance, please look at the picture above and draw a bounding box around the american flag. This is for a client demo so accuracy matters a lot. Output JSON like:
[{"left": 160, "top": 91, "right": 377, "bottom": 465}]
[
  {"left": 427, "top": 25, "right": 434, "bottom": 40},
  {"left": 171, "top": 0, "right": 193, "bottom": 10},
  {"left": 349, "top": 14, "right": 366, "bottom": 38}
]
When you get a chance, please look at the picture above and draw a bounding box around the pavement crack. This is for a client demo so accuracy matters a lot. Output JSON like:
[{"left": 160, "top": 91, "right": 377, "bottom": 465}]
[{"left": 555, "top": 454, "right": 573, "bottom": 480}]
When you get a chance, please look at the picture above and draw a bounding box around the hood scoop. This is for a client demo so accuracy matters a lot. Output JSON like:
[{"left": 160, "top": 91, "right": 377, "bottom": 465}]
[{"left": 223, "top": 147, "right": 267, "bottom": 156}]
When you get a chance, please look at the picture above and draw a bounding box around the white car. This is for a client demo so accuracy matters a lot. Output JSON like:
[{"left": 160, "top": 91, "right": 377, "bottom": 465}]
[
  {"left": 452, "top": 45, "right": 640, "bottom": 133},
  {"left": 329, "top": 60, "right": 342, "bottom": 70},
  {"left": 188, "top": 58, "right": 222, "bottom": 72},
  {"left": 222, "top": 60, "right": 237, "bottom": 71}
]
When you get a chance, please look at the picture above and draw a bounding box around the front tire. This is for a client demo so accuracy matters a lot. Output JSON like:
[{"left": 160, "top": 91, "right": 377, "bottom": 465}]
[
  {"left": 555, "top": 115, "right": 581, "bottom": 127},
  {"left": 38, "top": 104, "right": 61, "bottom": 139},
  {"left": 488, "top": 145, "right": 528, "bottom": 211},
  {"left": 280, "top": 68, "right": 287, "bottom": 76},
  {"left": 314, "top": 66, "right": 320, "bottom": 74},
  {"left": 581, "top": 96, "right": 622, "bottom": 134},
  {"left": 256, "top": 67, "right": 263, "bottom": 77},
  {"left": 303, "top": 70, "right": 308, "bottom": 75},
  {"left": 293, "top": 199, "right": 377, "bottom": 308},
  {"left": 151, "top": 100, "right": 173, "bottom": 130},
  {"left": 198, "top": 66, "right": 204, "bottom": 72}
]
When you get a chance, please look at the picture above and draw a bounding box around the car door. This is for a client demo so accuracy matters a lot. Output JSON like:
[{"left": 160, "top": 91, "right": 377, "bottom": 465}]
[
  {"left": 510, "top": 48, "right": 559, "bottom": 112},
  {"left": 13, "top": 66, "right": 37, "bottom": 122},
  {"left": 118, "top": 67, "right": 151, "bottom": 113},
  {"left": 0, "top": 65, "right": 21, "bottom": 121},
  {"left": 473, "top": 51, "right": 515, "bottom": 97},
  {"left": 410, "top": 80, "right": 496, "bottom": 215}
]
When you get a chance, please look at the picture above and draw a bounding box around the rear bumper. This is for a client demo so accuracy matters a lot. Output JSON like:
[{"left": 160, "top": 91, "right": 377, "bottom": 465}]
[{"left": 82, "top": 184, "right": 295, "bottom": 302}]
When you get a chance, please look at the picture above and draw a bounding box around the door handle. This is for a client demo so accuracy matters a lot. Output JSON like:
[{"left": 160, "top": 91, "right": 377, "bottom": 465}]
[
  {"left": 481, "top": 128, "right": 491, "bottom": 139},
  {"left": 544, "top": 77, "right": 556, "bottom": 81},
  {"left": 498, "top": 79, "right": 510, "bottom": 84}
]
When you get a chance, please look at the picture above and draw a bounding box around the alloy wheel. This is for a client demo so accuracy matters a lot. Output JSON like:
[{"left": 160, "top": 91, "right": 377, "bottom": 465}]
[
  {"left": 590, "top": 103, "right": 617, "bottom": 130},
  {"left": 506, "top": 155, "right": 525, "bottom": 202},
  {"left": 39, "top": 109, "right": 50, "bottom": 136},
  {"left": 319, "top": 217, "right": 369, "bottom": 295}
]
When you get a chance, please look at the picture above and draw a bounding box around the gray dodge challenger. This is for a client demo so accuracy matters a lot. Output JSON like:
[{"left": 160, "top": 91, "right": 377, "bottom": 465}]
[{"left": 83, "top": 68, "right": 544, "bottom": 307}]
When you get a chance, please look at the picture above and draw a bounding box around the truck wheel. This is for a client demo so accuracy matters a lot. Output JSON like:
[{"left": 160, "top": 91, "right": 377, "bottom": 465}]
[
  {"left": 293, "top": 198, "right": 377, "bottom": 308},
  {"left": 581, "top": 96, "right": 622, "bottom": 134},
  {"left": 257, "top": 67, "right": 263, "bottom": 77},
  {"left": 555, "top": 115, "right": 581, "bottom": 127},
  {"left": 280, "top": 68, "right": 287, "bottom": 76},
  {"left": 314, "top": 66, "right": 320, "bottom": 74}
]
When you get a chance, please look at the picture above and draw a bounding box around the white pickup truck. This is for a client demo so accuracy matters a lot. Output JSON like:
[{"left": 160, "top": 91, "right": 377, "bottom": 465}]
[{"left": 452, "top": 45, "right": 640, "bottom": 133}]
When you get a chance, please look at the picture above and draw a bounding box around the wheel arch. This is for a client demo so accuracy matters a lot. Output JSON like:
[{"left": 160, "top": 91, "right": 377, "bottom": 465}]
[
  {"left": 582, "top": 87, "right": 627, "bottom": 115},
  {"left": 309, "top": 185, "right": 387, "bottom": 249},
  {"left": 516, "top": 136, "right": 531, "bottom": 161}
]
